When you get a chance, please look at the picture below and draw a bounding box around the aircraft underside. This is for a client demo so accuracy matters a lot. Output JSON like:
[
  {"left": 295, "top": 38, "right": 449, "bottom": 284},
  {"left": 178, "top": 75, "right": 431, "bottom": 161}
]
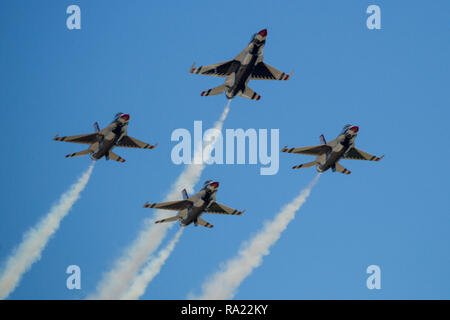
[
  {"left": 319, "top": 150, "right": 346, "bottom": 172},
  {"left": 180, "top": 206, "right": 205, "bottom": 226},
  {"left": 92, "top": 138, "right": 115, "bottom": 160}
]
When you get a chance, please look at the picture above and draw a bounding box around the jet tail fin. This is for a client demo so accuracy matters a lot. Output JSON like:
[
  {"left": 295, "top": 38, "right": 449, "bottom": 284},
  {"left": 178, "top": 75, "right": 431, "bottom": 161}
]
[
  {"left": 319, "top": 134, "right": 327, "bottom": 145},
  {"left": 240, "top": 86, "right": 261, "bottom": 100},
  {"left": 65, "top": 149, "right": 91, "bottom": 158},
  {"left": 93, "top": 122, "right": 100, "bottom": 133},
  {"left": 292, "top": 161, "right": 317, "bottom": 170},
  {"left": 182, "top": 189, "right": 189, "bottom": 200},
  {"left": 201, "top": 84, "right": 226, "bottom": 97}
]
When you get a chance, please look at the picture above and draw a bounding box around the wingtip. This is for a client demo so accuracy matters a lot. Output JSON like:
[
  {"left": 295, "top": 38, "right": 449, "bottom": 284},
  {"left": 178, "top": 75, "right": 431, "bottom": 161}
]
[
  {"left": 189, "top": 62, "right": 196, "bottom": 73},
  {"left": 53, "top": 134, "right": 60, "bottom": 141},
  {"left": 143, "top": 201, "right": 151, "bottom": 208},
  {"left": 281, "top": 145, "right": 288, "bottom": 152},
  {"left": 284, "top": 69, "right": 294, "bottom": 81},
  {"left": 238, "top": 209, "right": 246, "bottom": 215},
  {"left": 376, "top": 155, "right": 385, "bottom": 161}
]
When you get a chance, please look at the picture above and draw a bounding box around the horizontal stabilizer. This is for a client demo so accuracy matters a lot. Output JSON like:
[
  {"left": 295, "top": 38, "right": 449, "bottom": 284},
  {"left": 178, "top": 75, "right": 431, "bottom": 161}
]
[
  {"left": 195, "top": 217, "right": 213, "bottom": 228},
  {"left": 155, "top": 215, "right": 181, "bottom": 224},
  {"left": 292, "top": 161, "right": 317, "bottom": 169},
  {"left": 107, "top": 151, "right": 126, "bottom": 163},
  {"left": 334, "top": 163, "right": 351, "bottom": 175},
  {"left": 65, "top": 149, "right": 90, "bottom": 158},
  {"left": 240, "top": 86, "right": 261, "bottom": 100},
  {"left": 201, "top": 85, "right": 226, "bottom": 97}
]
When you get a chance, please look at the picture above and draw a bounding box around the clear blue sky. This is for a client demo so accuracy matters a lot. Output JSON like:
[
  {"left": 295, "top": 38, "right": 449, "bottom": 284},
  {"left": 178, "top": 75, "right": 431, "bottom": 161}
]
[{"left": 1, "top": 0, "right": 449, "bottom": 299}]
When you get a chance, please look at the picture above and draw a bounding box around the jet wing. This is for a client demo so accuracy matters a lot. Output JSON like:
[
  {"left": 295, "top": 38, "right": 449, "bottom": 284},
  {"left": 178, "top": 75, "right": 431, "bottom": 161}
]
[
  {"left": 343, "top": 147, "right": 384, "bottom": 161},
  {"left": 205, "top": 202, "right": 245, "bottom": 215},
  {"left": 53, "top": 133, "right": 98, "bottom": 145},
  {"left": 116, "top": 136, "right": 157, "bottom": 149},
  {"left": 143, "top": 200, "right": 192, "bottom": 211},
  {"left": 190, "top": 60, "right": 239, "bottom": 77},
  {"left": 250, "top": 62, "right": 291, "bottom": 80},
  {"left": 282, "top": 145, "right": 331, "bottom": 156}
]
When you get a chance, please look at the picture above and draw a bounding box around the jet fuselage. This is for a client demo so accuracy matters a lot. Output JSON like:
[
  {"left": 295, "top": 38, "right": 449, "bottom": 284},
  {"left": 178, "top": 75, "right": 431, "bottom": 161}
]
[
  {"left": 316, "top": 126, "right": 358, "bottom": 173},
  {"left": 90, "top": 114, "right": 129, "bottom": 160},
  {"left": 180, "top": 183, "right": 218, "bottom": 226},
  {"left": 225, "top": 31, "right": 266, "bottom": 99}
]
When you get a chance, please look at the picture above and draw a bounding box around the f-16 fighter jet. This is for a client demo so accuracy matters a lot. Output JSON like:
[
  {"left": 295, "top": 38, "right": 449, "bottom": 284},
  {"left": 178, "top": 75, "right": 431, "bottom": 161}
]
[
  {"left": 53, "top": 113, "right": 157, "bottom": 162},
  {"left": 143, "top": 180, "right": 245, "bottom": 228},
  {"left": 189, "top": 29, "right": 292, "bottom": 100},
  {"left": 282, "top": 125, "right": 384, "bottom": 174}
]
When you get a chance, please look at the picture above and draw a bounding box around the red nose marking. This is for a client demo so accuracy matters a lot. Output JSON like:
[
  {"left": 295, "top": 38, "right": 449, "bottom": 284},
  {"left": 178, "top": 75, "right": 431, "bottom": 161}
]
[
  {"left": 350, "top": 126, "right": 359, "bottom": 133},
  {"left": 258, "top": 29, "right": 267, "bottom": 37},
  {"left": 210, "top": 181, "right": 219, "bottom": 188},
  {"left": 121, "top": 114, "right": 130, "bottom": 121}
]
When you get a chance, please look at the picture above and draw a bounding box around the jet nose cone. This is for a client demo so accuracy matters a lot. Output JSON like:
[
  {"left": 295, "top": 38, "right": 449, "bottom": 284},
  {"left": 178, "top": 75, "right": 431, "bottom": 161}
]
[
  {"left": 210, "top": 181, "right": 219, "bottom": 189},
  {"left": 258, "top": 29, "right": 267, "bottom": 37},
  {"left": 121, "top": 114, "right": 130, "bottom": 121},
  {"left": 349, "top": 126, "right": 359, "bottom": 133}
]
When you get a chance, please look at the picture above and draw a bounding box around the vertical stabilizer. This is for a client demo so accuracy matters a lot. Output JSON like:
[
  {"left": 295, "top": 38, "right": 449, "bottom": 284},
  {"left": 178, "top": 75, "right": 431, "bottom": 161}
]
[
  {"left": 319, "top": 134, "right": 327, "bottom": 145},
  {"left": 94, "top": 122, "right": 100, "bottom": 133}
]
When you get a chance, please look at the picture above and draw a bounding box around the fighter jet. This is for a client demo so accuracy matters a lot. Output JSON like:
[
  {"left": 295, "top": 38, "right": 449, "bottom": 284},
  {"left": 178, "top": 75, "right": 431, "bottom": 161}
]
[
  {"left": 189, "top": 29, "right": 292, "bottom": 100},
  {"left": 143, "top": 180, "right": 245, "bottom": 228},
  {"left": 53, "top": 113, "right": 157, "bottom": 162},
  {"left": 282, "top": 125, "right": 384, "bottom": 174}
]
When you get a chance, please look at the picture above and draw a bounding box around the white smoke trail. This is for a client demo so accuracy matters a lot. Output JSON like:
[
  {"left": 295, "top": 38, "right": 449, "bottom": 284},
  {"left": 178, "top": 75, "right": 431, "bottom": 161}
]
[
  {"left": 192, "top": 174, "right": 320, "bottom": 300},
  {"left": 120, "top": 228, "right": 184, "bottom": 300},
  {"left": 90, "top": 101, "right": 231, "bottom": 299},
  {"left": 0, "top": 162, "right": 95, "bottom": 300}
]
